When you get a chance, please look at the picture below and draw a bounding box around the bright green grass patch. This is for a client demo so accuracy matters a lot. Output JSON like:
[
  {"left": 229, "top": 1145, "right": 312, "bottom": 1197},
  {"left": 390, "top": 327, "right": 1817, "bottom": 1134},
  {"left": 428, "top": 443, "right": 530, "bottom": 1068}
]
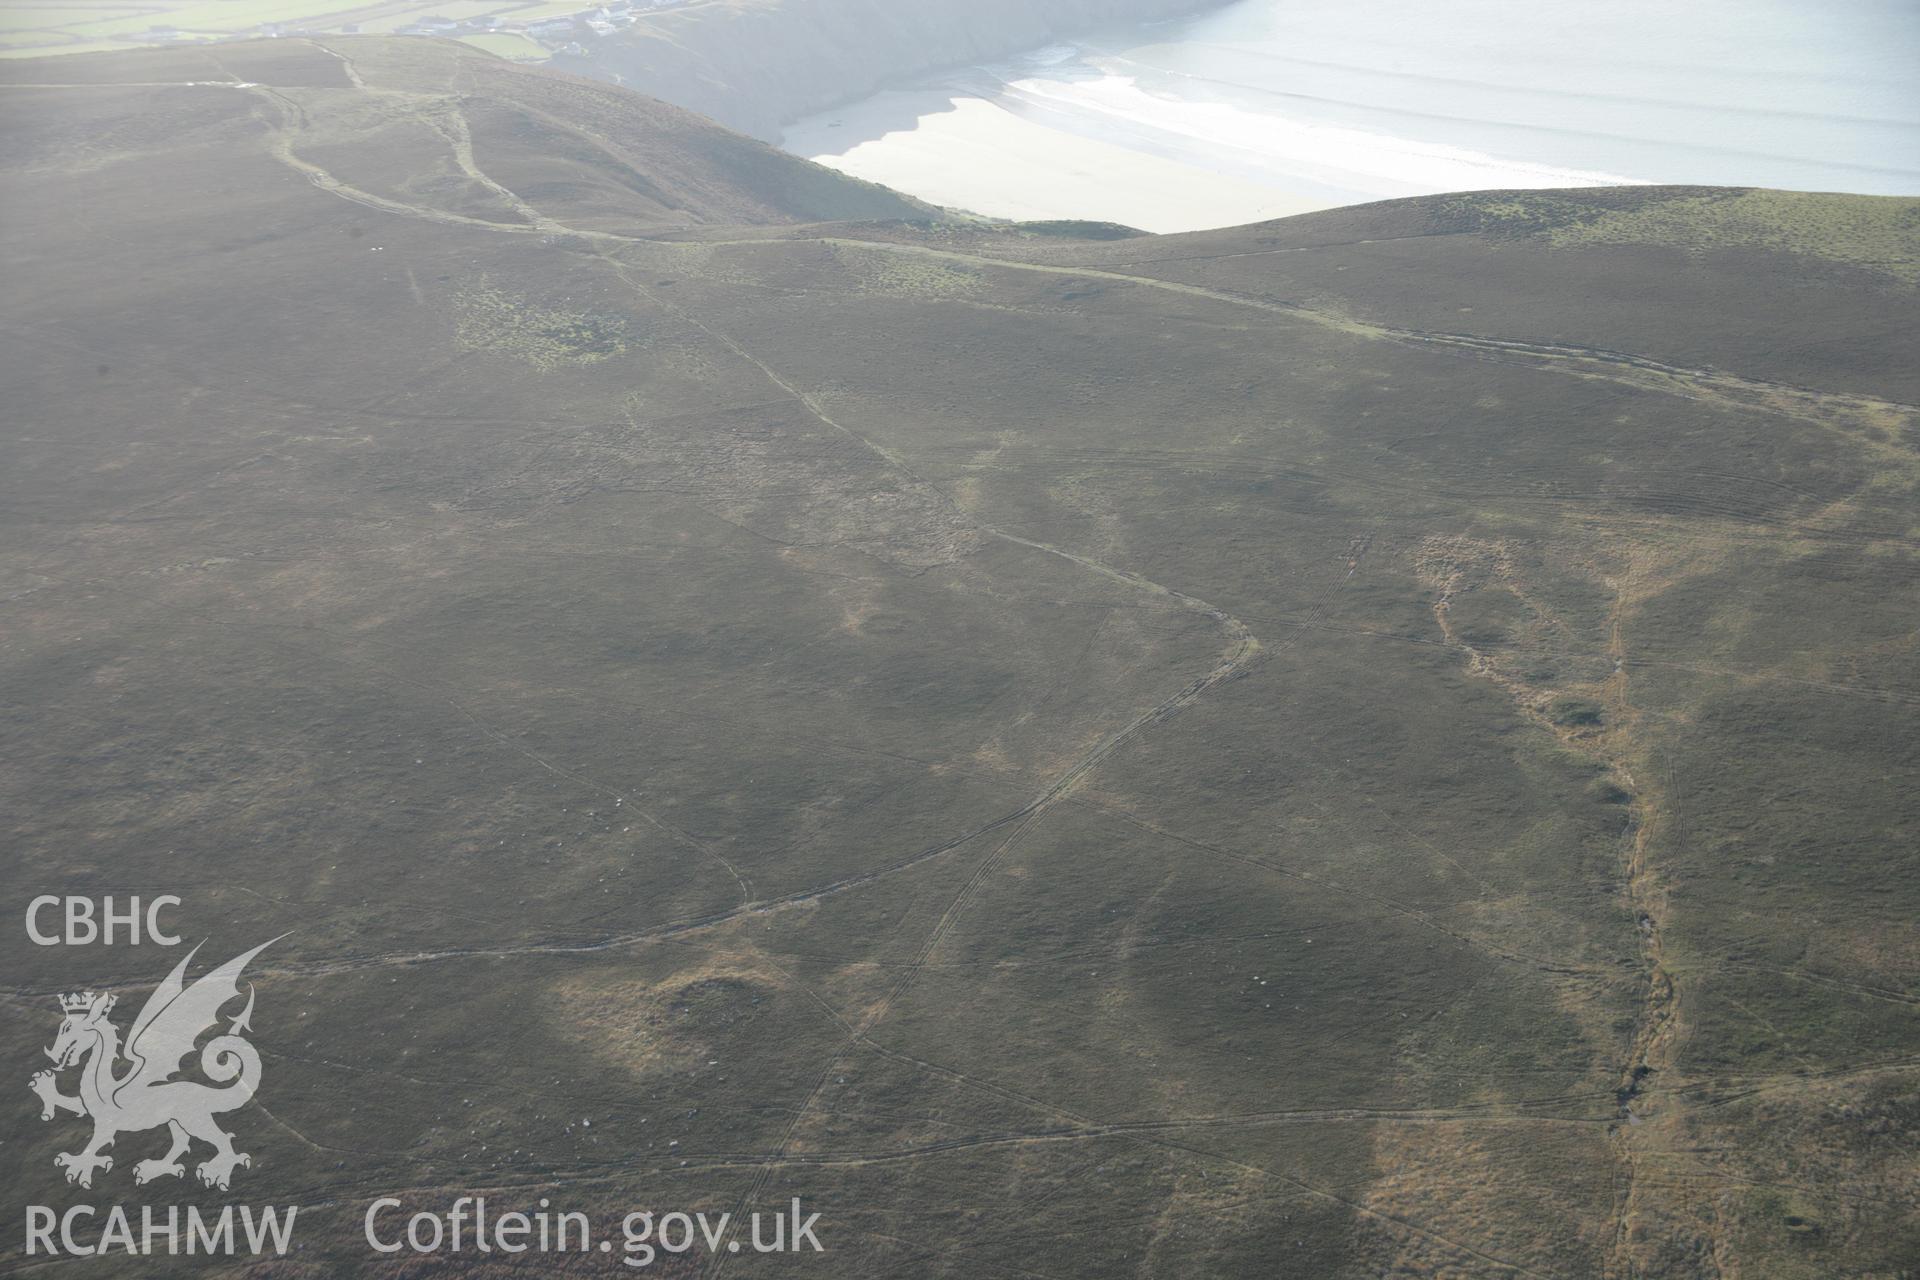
[
  {"left": 1550, "top": 189, "right": 1920, "bottom": 283},
  {"left": 0, "top": 36, "right": 130, "bottom": 54},
  {"left": 85, "top": 0, "right": 367, "bottom": 33},
  {"left": 498, "top": 0, "right": 593, "bottom": 17},
  {"left": 0, "top": 0, "right": 361, "bottom": 47},
  {"left": 351, "top": 1, "right": 507, "bottom": 34},
  {"left": 455, "top": 30, "right": 544, "bottom": 58},
  {"left": 0, "top": 7, "right": 145, "bottom": 31},
  {"left": 0, "top": 0, "right": 549, "bottom": 52}
]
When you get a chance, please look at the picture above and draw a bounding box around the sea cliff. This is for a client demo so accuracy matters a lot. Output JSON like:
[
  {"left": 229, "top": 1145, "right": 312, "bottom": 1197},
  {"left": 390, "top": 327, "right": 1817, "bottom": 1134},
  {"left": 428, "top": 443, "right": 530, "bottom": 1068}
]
[{"left": 552, "top": 0, "right": 1223, "bottom": 141}]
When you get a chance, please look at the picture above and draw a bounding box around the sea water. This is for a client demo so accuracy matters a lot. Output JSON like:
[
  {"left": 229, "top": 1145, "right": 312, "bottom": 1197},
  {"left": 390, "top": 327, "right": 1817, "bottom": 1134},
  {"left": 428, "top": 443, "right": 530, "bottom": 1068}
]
[{"left": 782, "top": 0, "right": 1920, "bottom": 233}]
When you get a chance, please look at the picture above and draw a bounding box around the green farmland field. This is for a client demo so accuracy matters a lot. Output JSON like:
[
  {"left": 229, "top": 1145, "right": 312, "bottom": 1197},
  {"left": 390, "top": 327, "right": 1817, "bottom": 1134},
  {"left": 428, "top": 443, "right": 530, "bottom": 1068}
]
[{"left": 0, "top": 0, "right": 559, "bottom": 56}]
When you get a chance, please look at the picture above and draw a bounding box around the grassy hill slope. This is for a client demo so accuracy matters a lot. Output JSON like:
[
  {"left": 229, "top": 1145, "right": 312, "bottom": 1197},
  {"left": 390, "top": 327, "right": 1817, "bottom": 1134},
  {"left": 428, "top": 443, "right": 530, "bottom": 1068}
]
[
  {"left": 1, "top": 38, "right": 1915, "bottom": 1279},
  {"left": 0, "top": 37, "right": 934, "bottom": 233}
]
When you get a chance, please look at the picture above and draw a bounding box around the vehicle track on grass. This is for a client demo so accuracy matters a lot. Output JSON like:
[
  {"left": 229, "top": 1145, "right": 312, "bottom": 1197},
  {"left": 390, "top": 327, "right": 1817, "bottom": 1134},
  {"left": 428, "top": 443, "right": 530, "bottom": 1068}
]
[
  {"left": 586, "top": 252, "right": 1297, "bottom": 1279},
  {"left": 792, "top": 238, "right": 1920, "bottom": 452},
  {"left": 242, "top": 83, "right": 555, "bottom": 236},
  {"left": 47, "top": 76, "right": 1907, "bottom": 1274},
  {"left": 173, "top": 1056, "right": 1920, "bottom": 1236},
  {"left": 226, "top": 75, "right": 1920, "bottom": 457},
  {"left": 307, "top": 39, "right": 366, "bottom": 92},
  {"left": 553, "top": 176, "right": 1560, "bottom": 1280},
  {"left": 1, "top": 120, "right": 1391, "bottom": 1254},
  {"left": 11, "top": 281, "right": 1545, "bottom": 1277}
]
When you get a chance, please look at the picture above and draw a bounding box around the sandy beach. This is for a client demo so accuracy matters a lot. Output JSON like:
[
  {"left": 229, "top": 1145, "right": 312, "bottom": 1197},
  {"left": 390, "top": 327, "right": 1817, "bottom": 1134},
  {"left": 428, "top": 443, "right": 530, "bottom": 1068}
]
[
  {"left": 783, "top": 91, "right": 1322, "bottom": 232},
  {"left": 782, "top": 0, "right": 1920, "bottom": 233}
]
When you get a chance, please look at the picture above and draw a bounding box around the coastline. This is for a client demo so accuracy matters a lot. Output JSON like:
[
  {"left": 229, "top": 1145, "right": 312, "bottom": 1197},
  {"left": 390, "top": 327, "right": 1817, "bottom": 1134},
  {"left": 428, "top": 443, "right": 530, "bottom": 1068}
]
[
  {"left": 782, "top": 88, "right": 1321, "bottom": 232},
  {"left": 552, "top": 0, "right": 1235, "bottom": 141},
  {"left": 776, "top": 0, "right": 1920, "bottom": 235}
]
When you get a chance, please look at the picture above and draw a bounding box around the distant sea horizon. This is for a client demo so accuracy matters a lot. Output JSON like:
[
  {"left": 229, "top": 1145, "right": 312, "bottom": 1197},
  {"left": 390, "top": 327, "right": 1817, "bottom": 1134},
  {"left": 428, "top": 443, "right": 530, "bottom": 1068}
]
[{"left": 781, "top": 0, "right": 1920, "bottom": 233}]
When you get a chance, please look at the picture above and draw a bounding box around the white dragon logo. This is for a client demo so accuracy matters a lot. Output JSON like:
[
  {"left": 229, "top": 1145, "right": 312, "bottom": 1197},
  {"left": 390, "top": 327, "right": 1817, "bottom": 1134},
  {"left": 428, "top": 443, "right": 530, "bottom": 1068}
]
[{"left": 29, "top": 939, "right": 278, "bottom": 1190}]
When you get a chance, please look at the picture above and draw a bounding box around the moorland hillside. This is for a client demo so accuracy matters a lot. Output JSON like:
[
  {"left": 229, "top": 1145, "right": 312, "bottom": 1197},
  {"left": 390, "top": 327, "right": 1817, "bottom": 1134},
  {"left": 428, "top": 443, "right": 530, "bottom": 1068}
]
[{"left": 2, "top": 37, "right": 1916, "bottom": 1279}]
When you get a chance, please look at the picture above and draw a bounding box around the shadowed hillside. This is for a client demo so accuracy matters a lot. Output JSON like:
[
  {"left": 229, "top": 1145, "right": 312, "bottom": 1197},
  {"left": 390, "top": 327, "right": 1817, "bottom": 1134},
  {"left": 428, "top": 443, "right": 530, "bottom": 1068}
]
[
  {"left": 556, "top": 0, "right": 1224, "bottom": 140},
  {"left": 1, "top": 37, "right": 1915, "bottom": 1280}
]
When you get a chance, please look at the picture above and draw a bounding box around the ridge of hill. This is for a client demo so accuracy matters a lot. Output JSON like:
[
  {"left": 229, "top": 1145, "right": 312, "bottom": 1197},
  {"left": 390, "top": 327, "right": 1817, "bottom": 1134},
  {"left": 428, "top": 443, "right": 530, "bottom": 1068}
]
[{"left": 0, "top": 37, "right": 935, "bottom": 232}]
